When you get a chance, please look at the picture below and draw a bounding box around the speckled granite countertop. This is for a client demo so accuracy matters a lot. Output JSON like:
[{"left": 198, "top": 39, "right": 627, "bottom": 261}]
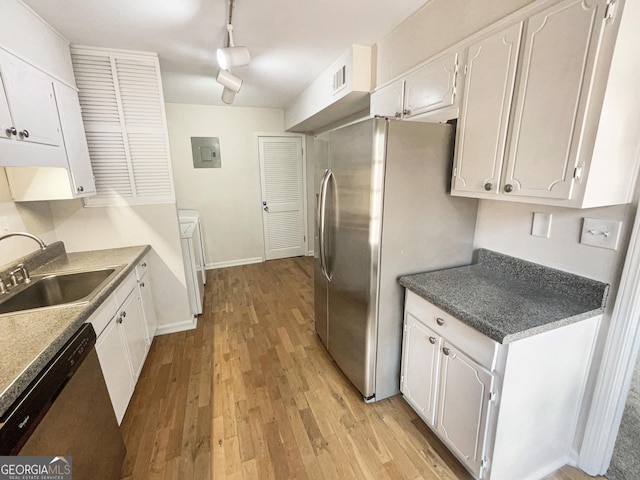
[
  {"left": 399, "top": 249, "right": 609, "bottom": 344},
  {"left": 0, "top": 241, "right": 150, "bottom": 417}
]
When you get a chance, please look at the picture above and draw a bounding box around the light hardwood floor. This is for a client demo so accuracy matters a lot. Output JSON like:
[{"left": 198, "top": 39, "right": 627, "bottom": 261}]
[{"left": 120, "top": 257, "right": 604, "bottom": 480}]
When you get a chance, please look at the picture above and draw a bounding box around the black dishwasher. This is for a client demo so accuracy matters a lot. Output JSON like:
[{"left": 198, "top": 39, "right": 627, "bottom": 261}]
[{"left": 0, "top": 323, "right": 125, "bottom": 480}]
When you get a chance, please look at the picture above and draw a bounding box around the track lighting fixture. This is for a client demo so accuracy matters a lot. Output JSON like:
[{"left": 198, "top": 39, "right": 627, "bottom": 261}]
[{"left": 215, "top": 0, "right": 250, "bottom": 104}]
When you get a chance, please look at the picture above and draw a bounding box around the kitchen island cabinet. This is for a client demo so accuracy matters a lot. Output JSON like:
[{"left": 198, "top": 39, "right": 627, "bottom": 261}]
[{"left": 400, "top": 249, "right": 608, "bottom": 479}]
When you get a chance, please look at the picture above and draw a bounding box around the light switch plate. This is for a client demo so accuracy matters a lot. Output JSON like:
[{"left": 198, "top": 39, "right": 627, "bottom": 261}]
[
  {"left": 531, "top": 212, "right": 552, "bottom": 238},
  {"left": 581, "top": 217, "right": 622, "bottom": 250}
]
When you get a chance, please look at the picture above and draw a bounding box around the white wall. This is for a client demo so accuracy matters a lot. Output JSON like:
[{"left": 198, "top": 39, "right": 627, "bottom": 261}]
[
  {"left": 48, "top": 200, "right": 192, "bottom": 332},
  {"left": 0, "top": 171, "right": 58, "bottom": 265},
  {"left": 165, "top": 103, "right": 288, "bottom": 268},
  {"left": 376, "top": 0, "right": 536, "bottom": 86},
  {"left": 474, "top": 201, "right": 634, "bottom": 285}
]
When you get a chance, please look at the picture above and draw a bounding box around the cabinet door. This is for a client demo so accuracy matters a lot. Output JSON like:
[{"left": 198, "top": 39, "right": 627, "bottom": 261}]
[
  {"left": 401, "top": 313, "right": 441, "bottom": 425},
  {"left": 370, "top": 79, "right": 404, "bottom": 119},
  {"left": 0, "top": 49, "right": 63, "bottom": 148},
  {"left": 436, "top": 342, "right": 494, "bottom": 478},
  {"left": 95, "top": 318, "right": 134, "bottom": 425},
  {"left": 118, "top": 289, "right": 148, "bottom": 381},
  {"left": 54, "top": 83, "right": 96, "bottom": 197},
  {"left": 503, "top": 0, "right": 608, "bottom": 199},
  {"left": 0, "top": 72, "right": 12, "bottom": 143},
  {"left": 138, "top": 273, "right": 157, "bottom": 344},
  {"left": 453, "top": 23, "right": 522, "bottom": 195},
  {"left": 404, "top": 52, "right": 458, "bottom": 118}
]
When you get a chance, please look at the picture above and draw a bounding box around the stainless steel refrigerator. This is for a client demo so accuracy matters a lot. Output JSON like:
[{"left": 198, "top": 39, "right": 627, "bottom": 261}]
[{"left": 314, "top": 117, "right": 478, "bottom": 401}]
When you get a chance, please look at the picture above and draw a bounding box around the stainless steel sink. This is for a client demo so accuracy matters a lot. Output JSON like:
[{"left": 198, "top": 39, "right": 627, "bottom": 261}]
[{"left": 0, "top": 266, "right": 124, "bottom": 315}]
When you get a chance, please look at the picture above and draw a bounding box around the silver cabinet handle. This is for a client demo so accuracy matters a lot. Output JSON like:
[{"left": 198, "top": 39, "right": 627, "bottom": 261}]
[
  {"left": 116, "top": 316, "right": 123, "bottom": 324},
  {"left": 140, "top": 282, "right": 145, "bottom": 288},
  {"left": 19, "top": 130, "right": 29, "bottom": 139},
  {"left": 403, "top": 108, "right": 412, "bottom": 116},
  {"left": 484, "top": 183, "right": 493, "bottom": 191},
  {"left": 436, "top": 317, "right": 445, "bottom": 326},
  {"left": 428, "top": 336, "right": 436, "bottom": 345},
  {"left": 77, "top": 186, "right": 84, "bottom": 192},
  {"left": 504, "top": 184, "right": 514, "bottom": 193},
  {"left": 443, "top": 347, "right": 451, "bottom": 356},
  {"left": 263, "top": 205, "right": 269, "bottom": 212},
  {"left": 5, "top": 127, "right": 16, "bottom": 137},
  {"left": 121, "top": 311, "right": 126, "bottom": 318},
  {"left": 141, "top": 262, "right": 147, "bottom": 267}
]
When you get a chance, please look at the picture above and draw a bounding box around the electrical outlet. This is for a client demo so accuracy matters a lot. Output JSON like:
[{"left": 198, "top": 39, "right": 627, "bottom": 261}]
[
  {"left": 580, "top": 218, "right": 622, "bottom": 250},
  {"left": 0, "top": 216, "right": 9, "bottom": 233}
]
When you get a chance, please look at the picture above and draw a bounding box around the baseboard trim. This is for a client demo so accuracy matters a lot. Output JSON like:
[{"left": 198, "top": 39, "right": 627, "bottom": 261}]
[
  {"left": 206, "top": 257, "right": 264, "bottom": 269},
  {"left": 155, "top": 316, "right": 198, "bottom": 335}
]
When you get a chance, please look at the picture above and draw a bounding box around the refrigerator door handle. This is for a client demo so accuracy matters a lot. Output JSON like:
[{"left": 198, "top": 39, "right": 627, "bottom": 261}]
[{"left": 319, "top": 168, "right": 333, "bottom": 281}]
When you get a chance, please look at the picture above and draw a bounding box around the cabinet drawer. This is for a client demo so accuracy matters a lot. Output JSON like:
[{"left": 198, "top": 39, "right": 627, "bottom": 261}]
[
  {"left": 113, "top": 270, "right": 137, "bottom": 305},
  {"left": 89, "top": 294, "right": 118, "bottom": 338},
  {"left": 135, "top": 255, "right": 149, "bottom": 281},
  {"left": 405, "top": 290, "right": 498, "bottom": 370}
]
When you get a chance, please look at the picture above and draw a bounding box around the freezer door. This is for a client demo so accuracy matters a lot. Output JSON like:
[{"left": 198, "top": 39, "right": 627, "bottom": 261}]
[{"left": 326, "top": 118, "right": 386, "bottom": 399}]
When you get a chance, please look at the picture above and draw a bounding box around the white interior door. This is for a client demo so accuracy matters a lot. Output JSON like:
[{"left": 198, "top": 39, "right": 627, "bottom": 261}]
[{"left": 259, "top": 135, "right": 307, "bottom": 260}]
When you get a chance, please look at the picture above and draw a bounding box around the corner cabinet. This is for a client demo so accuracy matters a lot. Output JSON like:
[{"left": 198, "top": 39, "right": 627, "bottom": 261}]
[
  {"left": 371, "top": 51, "right": 461, "bottom": 123},
  {"left": 452, "top": 0, "right": 638, "bottom": 208},
  {"left": 401, "top": 290, "right": 602, "bottom": 480},
  {"left": 0, "top": 47, "right": 96, "bottom": 200}
]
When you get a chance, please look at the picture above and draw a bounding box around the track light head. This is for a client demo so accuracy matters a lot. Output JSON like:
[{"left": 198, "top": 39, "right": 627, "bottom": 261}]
[
  {"left": 216, "top": 69, "right": 242, "bottom": 92},
  {"left": 217, "top": 46, "right": 251, "bottom": 70},
  {"left": 221, "top": 87, "right": 237, "bottom": 105}
]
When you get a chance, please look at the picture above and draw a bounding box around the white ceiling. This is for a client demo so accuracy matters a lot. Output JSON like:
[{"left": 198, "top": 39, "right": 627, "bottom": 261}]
[{"left": 22, "top": 0, "right": 430, "bottom": 109}]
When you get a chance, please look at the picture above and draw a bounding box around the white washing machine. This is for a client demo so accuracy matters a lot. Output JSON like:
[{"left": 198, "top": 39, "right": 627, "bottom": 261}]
[{"left": 178, "top": 210, "right": 206, "bottom": 316}]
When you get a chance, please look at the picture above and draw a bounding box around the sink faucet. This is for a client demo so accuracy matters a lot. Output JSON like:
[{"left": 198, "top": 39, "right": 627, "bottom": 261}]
[{"left": 0, "top": 232, "right": 47, "bottom": 250}]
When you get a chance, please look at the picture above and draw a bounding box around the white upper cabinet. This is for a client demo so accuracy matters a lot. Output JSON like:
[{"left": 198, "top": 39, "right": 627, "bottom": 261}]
[
  {"left": 371, "top": 51, "right": 460, "bottom": 123},
  {"left": 452, "top": 23, "right": 522, "bottom": 195},
  {"left": 453, "top": 0, "right": 638, "bottom": 208},
  {"left": 503, "top": 0, "right": 607, "bottom": 200},
  {"left": 404, "top": 52, "right": 459, "bottom": 120},
  {"left": 370, "top": 78, "right": 404, "bottom": 119},
  {"left": 0, "top": 49, "right": 66, "bottom": 166},
  {"left": 0, "top": 49, "right": 63, "bottom": 149}
]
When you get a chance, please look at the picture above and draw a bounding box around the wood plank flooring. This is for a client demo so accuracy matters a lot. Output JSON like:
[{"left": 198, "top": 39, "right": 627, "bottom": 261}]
[{"left": 120, "top": 257, "right": 604, "bottom": 480}]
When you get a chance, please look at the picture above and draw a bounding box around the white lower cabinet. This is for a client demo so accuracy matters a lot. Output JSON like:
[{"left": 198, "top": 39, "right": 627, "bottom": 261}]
[
  {"left": 401, "top": 290, "right": 601, "bottom": 480},
  {"left": 401, "top": 301, "right": 496, "bottom": 478},
  {"left": 436, "top": 342, "right": 494, "bottom": 477},
  {"left": 95, "top": 317, "right": 133, "bottom": 425},
  {"left": 91, "top": 265, "right": 154, "bottom": 424}
]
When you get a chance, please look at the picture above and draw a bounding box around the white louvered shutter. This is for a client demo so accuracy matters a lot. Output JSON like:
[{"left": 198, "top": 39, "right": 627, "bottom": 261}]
[
  {"left": 71, "top": 47, "right": 175, "bottom": 205},
  {"left": 259, "top": 136, "right": 307, "bottom": 260}
]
